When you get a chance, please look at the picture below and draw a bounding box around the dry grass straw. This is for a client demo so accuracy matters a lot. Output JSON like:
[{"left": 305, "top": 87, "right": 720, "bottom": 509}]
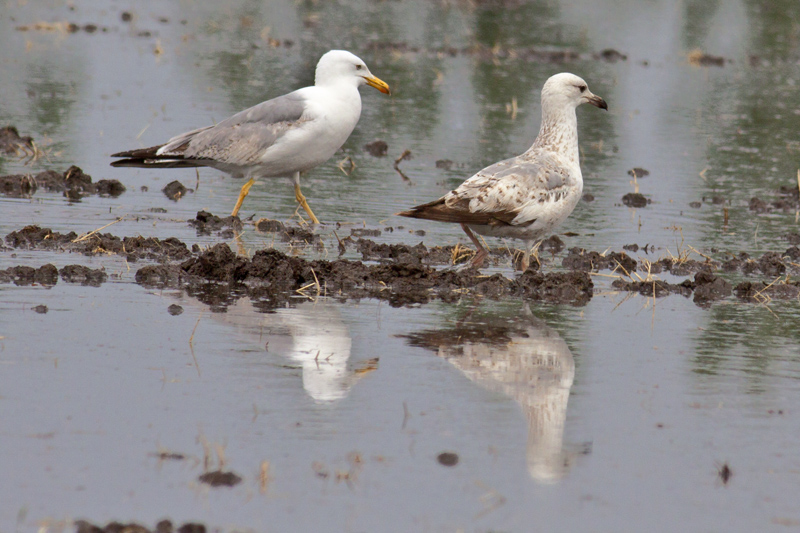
[
  {"left": 71, "top": 216, "right": 125, "bottom": 243},
  {"left": 259, "top": 461, "right": 271, "bottom": 494}
]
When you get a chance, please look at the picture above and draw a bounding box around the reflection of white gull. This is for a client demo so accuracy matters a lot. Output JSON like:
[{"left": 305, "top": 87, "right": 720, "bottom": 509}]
[
  {"left": 405, "top": 305, "right": 581, "bottom": 483},
  {"left": 273, "top": 302, "right": 376, "bottom": 403},
  {"left": 195, "top": 298, "right": 377, "bottom": 402}
]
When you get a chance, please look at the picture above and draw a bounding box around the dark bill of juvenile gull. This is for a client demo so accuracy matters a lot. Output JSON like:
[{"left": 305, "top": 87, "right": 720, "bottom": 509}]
[
  {"left": 111, "top": 50, "right": 390, "bottom": 224},
  {"left": 398, "top": 72, "right": 607, "bottom": 271}
]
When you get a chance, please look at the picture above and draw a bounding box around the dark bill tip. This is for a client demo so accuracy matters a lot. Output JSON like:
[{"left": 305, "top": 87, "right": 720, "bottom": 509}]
[{"left": 589, "top": 95, "right": 608, "bottom": 110}]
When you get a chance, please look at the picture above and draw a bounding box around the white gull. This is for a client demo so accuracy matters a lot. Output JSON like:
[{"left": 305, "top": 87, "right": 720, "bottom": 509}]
[
  {"left": 111, "top": 50, "right": 390, "bottom": 223},
  {"left": 399, "top": 72, "right": 607, "bottom": 271}
]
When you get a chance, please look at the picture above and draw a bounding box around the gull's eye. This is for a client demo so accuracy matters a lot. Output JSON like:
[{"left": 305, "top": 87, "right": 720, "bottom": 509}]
[
  {"left": 578, "top": 85, "right": 587, "bottom": 93},
  {"left": 356, "top": 64, "right": 364, "bottom": 71}
]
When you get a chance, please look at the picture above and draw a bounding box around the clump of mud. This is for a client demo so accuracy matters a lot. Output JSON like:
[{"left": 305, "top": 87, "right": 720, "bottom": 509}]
[
  {"left": 720, "top": 249, "right": 798, "bottom": 277},
  {"left": 255, "top": 218, "right": 285, "bottom": 232},
  {"left": 254, "top": 218, "right": 322, "bottom": 246},
  {"left": 734, "top": 280, "right": 800, "bottom": 301},
  {"left": 364, "top": 140, "right": 388, "bottom": 156},
  {"left": 198, "top": 470, "right": 243, "bottom": 487},
  {"left": 627, "top": 168, "right": 649, "bottom": 178},
  {"left": 0, "top": 125, "right": 36, "bottom": 157},
  {"left": 646, "top": 257, "right": 716, "bottom": 276},
  {"left": 5, "top": 225, "right": 191, "bottom": 262},
  {"left": 747, "top": 186, "right": 800, "bottom": 214},
  {"left": 612, "top": 278, "right": 693, "bottom": 298},
  {"left": 622, "top": 193, "right": 650, "bottom": 208},
  {"left": 59, "top": 265, "right": 108, "bottom": 286},
  {"left": 0, "top": 263, "right": 109, "bottom": 287},
  {"left": 611, "top": 271, "right": 733, "bottom": 306},
  {"left": 188, "top": 210, "right": 242, "bottom": 237},
  {"left": 355, "top": 238, "right": 509, "bottom": 266},
  {"left": 562, "top": 247, "right": 637, "bottom": 273},
  {"left": 0, "top": 165, "right": 125, "bottom": 199},
  {"left": 163, "top": 180, "right": 190, "bottom": 201},
  {"left": 0, "top": 264, "right": 58, "bottom": 286}
]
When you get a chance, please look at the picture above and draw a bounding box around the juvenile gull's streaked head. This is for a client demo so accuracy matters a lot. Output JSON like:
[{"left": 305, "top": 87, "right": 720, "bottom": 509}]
[
  {"left": 541, "top": 72, "right": 607, "bottom": 111},
  {"left": 315, "top": 50, "right": 390, "bottom": 94}
]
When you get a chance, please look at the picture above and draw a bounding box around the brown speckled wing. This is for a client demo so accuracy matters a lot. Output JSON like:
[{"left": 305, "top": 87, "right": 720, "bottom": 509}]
[{"left": 397, "top": 196, "right": 521, "bottom": 226}]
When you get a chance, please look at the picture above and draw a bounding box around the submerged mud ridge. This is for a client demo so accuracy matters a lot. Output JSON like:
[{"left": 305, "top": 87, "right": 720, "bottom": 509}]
[
  {"left": 6, "top": 225, "right": 192, "bottom": 262},
  {"left": 0, "top": 263, "right": 108, "bottom": 287},
  {"left": 0, "top": 165, "right": 125, "bottom": 199},
  {"left": 135, "top": 243, "right": 594, "bottom": 308},
  {"left": 353, "top": 235, "right": 566, "bottom": 266},
  {"left": 75, "top": 519, "right": 207, "bottom": 533}
]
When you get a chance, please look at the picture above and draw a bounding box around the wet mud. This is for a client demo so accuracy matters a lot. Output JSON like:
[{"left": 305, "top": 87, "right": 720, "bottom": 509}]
[
  {"left": 253, "top": 216, "right": 322, "bottom": 246},
  {"left": 0, "top": 165, "right": 125, "bottom": 199},
  {"left": 5, "top": 225, "right": 192, "bottom": 262},
  {"left": 197, "top": 470, "right": 243, "bottom": 487},
  {"left": 4, "top": 211, "right": 800, "bottom": 310},
  {"left": 75, "top": 519, "right": 206, "bottom": 533},
  {"left": 622, "top": 192, "right": 650, "bottom": 208},
  {"left": 627, "top": 168, "right": 650, "bottom": 178},
  {"left": 189, "top": 210, "right": 242, "bottom": 237},
  {"left": 364, "top": 139, "right": 389, "bottom": 157},
  {"left": 562, "top": 247, "right": 638, "bottom": 273},
  {"left": 163, "top": 180, "right": 190, "bottom": 201}
]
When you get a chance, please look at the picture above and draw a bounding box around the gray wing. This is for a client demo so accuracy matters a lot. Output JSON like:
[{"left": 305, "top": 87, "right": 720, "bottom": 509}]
[{"left": 157, "top": 91, "right": 309, "bottom": 165}]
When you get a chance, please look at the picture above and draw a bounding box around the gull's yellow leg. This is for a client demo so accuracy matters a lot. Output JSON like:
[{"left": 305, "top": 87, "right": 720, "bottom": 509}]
[
  {"left": 231, "top": 177, "right": 256, "bottom": 217},
  {"left": 294, "top": 183, "right": 320, "bottom": 224}
]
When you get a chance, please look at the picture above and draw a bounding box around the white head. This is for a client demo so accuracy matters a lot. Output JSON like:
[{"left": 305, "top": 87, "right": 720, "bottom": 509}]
[
  {"left": 541, "top": 73, "right": 607, "bottom": 111},
  {"left": 315, "top": 50, "right": 391, "bottom": 94}
]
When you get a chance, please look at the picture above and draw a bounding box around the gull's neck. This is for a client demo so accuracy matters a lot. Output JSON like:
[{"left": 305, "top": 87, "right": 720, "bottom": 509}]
[
  {"left": 317, "top": 79, "right": 361, "bottom": 100},
  {"left": 528, "top": 103, "right": 579, "bottom": 166}
]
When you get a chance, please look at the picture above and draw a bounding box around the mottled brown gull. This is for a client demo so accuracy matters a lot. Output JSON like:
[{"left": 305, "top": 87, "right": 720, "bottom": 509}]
[
  {"left": 111, "top": 50, "right": 390, "bottom": 223},
  {"left": 398, "top": 73, "right": 607, "bottom": 271}
]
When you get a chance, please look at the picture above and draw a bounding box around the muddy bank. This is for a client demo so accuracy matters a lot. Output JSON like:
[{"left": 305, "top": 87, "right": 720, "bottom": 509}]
[
  {"left": 189, "top": 210, "right": 242, "bottom": 237},
  {"left": 351, "top": 235, "right": 565, "bottom": 266},
  {"left": 4, "top": 218, "right": 800, "bottom": 308},
  {"left": 0, "top": 263, "right": 109, "bottom": 287},
  {"left": 612, "top": 270, "right": 800, "bottom": 305},
  {"left": 135, "top": 243, "right": 594, "bottom": 309},
  {"left": 0, "top": 165, "right": 125, "bottom": 199}
]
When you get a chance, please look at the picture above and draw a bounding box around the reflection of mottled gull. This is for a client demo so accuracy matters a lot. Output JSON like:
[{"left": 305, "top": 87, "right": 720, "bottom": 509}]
[
  {"left": 404, "top": 305, "right": 582, "bottom": 483},
  {"left": 399, "top": 73, "right": 607, "bottom": 271},
  {"left": 111, "top": 50, "right": 390, "bottom": 223}
]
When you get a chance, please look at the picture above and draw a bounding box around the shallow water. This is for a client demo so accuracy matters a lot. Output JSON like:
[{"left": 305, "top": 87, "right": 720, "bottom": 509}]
[{"left": 1, "top": 0, "right": 800, "bottom": 531}]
